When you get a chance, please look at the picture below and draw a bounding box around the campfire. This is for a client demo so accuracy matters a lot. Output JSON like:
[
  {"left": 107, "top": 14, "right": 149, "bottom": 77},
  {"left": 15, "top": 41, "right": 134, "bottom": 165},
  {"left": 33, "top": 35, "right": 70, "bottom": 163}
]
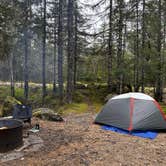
[{"left": 0, "top": 119, "right": 23, "bottom": 153}]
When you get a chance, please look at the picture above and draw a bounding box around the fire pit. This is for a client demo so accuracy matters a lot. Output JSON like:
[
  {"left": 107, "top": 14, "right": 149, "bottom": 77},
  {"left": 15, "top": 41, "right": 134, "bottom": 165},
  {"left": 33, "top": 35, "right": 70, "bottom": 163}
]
[{"left": 0, "top": 119, "right": 23, "bottom": 153}]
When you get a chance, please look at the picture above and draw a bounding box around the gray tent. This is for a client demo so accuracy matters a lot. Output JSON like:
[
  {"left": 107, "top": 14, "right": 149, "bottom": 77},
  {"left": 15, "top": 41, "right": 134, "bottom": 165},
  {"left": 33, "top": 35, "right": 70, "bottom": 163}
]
[{"left": 95, "top": 93, "right": 166, "bottom": 131}]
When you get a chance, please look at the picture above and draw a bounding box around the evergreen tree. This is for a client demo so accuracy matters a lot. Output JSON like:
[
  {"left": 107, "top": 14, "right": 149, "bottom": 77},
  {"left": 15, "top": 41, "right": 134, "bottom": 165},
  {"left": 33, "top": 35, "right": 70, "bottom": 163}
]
[
  {"left": 58, "top": 0, "right": 64, "bottom": 100},
  {"left": 42, "top": 0, "right": 47, "bottom": 103},
  {"left": 107, "top": 0, "right": 113, "bottom": 92}
]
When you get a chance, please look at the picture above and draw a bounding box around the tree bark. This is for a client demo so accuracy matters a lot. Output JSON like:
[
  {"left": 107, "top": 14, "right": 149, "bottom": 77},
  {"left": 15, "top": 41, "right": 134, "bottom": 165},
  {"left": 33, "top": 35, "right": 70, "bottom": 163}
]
[
  {"left": 73, "top": 1, "right": 78, "bottom": 89},
  {"left": 10, "top": 52, "right": 15, "bottom": 97},
  {"left": 141, "top": 0, "right": 145, "bottom": 93},
  {"left": 53, "top": 2, "right": 58, "bottom": 94},
  {"left": 134, "top": 0, "right": 139, "bottom": 92},
  {"left": 66, "top": 0, "right": 74, "bottom": 103},
  {"left": 122, "top": 14, "right": 127, "bottom": 92},
  {"left": 24, "top": 27, "right": 29, "bottom": 100},
  {"left": 24, "top": 0, "right": 31, "bottom": 101},
  {"left": 117, "top": 0, "right": 124, "bottom": 94},
  {"left": 155, "top": 0, "right": 162, "bottom": 101},
  {"left": 10, "top": 0, "right": 15, "bottom": 97},
  {"left": 42, "top": 0, "right": 47, "bottom": 103},
  {"left": 58, "top": 0, "right": 64, "bottom": 100},
  {"left": 163, "top": 1, "right": 166, "bottom": 92},
  {"left": 107, "top": 0, "right": 113, "bottom": 92}
]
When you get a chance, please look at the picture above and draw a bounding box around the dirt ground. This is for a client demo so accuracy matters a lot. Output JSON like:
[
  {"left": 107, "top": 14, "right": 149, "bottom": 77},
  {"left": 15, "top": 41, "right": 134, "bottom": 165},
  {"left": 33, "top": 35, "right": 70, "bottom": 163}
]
[{"left": 1, "top": 113, "right": 166, "bottom": 166}]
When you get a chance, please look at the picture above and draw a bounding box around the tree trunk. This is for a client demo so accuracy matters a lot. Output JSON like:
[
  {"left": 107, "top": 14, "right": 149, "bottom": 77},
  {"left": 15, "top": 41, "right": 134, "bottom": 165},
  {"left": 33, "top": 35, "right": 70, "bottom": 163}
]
[
  {"left": 122, "top": 14, "right": 127, "bottom": 92},
  {"left": 107, "top": 0, "right": 113, "bottom": 92},
  {"left": 53, "top": 5, "right": 57, "bottom": 94},
  {"left": 10, "top": 0, "right": 15, "bottom": 97},
  {"left": 24, "top": 27, "right": 29, "bottom": 101},
  {"left": 10, "top": 52, "right": 15, "bottom": 97},
  {"left": 117, "top": 0, "right": 124, "bottom": 94},
  {"left": 163, "top": 1, "right": 166, "bottom": 92},
  {"left": 155, "top": 0, "right": 162, "bottom": 101},
  {"left": 42, "top": 0, "right": 46, "bottom": 103},
  {"left": 134, "top": 0, "right": 139, "bottom": 92},
  {"left": 66, "top": 0, "right": 74, "bottom": 103},
  {"left": 141, "top": 0, "right": 145, "bottom": 93},
  {"left": 23, "top": 0, "right": 32, "bottom": 101},
  {"left": 73, "top": 1, "right": 78, "bottom": 89},
  {"left": 58, "top": 0, "right": 64, "bottom": 100}
]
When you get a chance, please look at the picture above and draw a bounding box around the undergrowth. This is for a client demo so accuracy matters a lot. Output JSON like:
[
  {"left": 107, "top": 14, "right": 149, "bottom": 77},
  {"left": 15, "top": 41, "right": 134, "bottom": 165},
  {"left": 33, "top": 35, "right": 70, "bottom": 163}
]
[{"left": 0, "top": 83, "right": 165, "bottom": 116}]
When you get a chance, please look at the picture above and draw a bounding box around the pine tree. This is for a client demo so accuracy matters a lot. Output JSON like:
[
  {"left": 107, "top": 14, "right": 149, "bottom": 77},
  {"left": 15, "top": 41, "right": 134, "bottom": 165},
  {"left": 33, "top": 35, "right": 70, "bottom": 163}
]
[
  {"left": 117, "top": 0, "right": 124, "bottom": 94},
  {"left": 141, "top": 0, "right": 145, "bottom": 93},
  {"left": 134, "top": 0, "right": 140, "bottom": 92},
  {"left": 42, "top": 0, "right": 47, "bottom": 103},
  {"left": 73, "top": 0, "right": 78, "bottom": 89},
  {"left": 66, "top": 0, "right": 74, "bottom": 103},
  {"left": 107, "top": 0, "right": 113, "bottom": 92},
  {"left": 53, "top": 1, "right": 58, "bottom": 94},
  {"left": 155, "top": 0, "right": 162, "bottom": 101},
  {"left": 58, "top": 0, "right": 64, "bottom": 100},
  {"left": 24, "top": 0, "right": 32, "bottom": 101}
]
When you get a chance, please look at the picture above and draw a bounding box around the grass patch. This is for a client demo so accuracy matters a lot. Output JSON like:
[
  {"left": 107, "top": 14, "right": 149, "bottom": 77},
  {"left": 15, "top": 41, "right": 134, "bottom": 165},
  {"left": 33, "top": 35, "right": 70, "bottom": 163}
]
[
  {"left": 60, "top": 103, "right": 88, "bottom": 115},
  {"left": 0, "top": 86, "right": 10, "bottom": 100},
  {"left": 15, "top": 88, "right": 24, "bottom": 100}
]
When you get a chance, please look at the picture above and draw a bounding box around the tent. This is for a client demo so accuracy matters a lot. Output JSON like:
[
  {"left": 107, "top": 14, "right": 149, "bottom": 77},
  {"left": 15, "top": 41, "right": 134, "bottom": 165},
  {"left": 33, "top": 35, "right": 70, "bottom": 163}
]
[{"left": 95, "top": 92, "right": 166, "bottom": 131}]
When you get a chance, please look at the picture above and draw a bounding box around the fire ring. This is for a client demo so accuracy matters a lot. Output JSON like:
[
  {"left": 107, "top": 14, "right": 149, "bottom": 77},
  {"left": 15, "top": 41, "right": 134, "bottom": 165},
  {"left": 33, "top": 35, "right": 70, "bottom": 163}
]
[{"left": 0, "top": 119, "right": 23, "bottom": 153}]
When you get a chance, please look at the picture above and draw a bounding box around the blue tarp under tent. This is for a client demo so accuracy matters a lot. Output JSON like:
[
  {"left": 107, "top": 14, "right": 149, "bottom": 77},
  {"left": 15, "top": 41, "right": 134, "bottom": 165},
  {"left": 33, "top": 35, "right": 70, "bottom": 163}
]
[{"left": 102, "top": 125, "right": 158, "bottom": 139}]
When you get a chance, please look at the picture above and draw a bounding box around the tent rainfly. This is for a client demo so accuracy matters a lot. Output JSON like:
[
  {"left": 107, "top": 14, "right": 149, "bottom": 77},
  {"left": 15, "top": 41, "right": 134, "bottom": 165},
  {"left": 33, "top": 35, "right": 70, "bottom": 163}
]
[{"left": 95, "top": 92, "right": 166, "bottom": 131}]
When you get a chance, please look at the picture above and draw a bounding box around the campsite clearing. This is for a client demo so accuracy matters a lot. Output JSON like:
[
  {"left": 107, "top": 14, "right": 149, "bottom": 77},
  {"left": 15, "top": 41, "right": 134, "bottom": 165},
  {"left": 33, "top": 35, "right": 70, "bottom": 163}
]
[{"left": 2, "top": 113, "right": 166, "bottom": 166}]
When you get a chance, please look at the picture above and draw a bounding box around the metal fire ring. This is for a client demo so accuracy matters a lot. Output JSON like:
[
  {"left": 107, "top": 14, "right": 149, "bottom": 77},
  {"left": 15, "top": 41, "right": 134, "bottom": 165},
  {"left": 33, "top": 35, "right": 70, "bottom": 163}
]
[{"left": 0, "top": 119, "right": 23, "bottom": 153}]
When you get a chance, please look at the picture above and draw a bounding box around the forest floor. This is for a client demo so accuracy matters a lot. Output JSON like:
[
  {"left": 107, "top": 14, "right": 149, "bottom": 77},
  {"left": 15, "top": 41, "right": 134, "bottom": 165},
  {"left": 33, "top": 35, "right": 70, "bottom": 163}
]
[
  {"left": 1, "top": 84, "right": 166, "bottom": 165},
  {"left": 2, "top": 112, "right": 166, "bottom": 166}
]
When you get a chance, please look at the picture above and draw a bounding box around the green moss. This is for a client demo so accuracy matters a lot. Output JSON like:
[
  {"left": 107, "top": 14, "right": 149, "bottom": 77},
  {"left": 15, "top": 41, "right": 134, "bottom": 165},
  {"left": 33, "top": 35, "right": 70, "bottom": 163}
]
[
  {"left": 5, "top": 96, "right": 22, "bottom": 104},
  {"left": 60, "top": 103, "right": 88, "bottom": 115},
  {"left": 0, "top": 96, "right": 22, "bottom": 117},
  {"left": 33, "top": 108, "right": 63, "bottom": 121},
  {"left": 33, "top": 110, "right": 42, "bottom": 117}
]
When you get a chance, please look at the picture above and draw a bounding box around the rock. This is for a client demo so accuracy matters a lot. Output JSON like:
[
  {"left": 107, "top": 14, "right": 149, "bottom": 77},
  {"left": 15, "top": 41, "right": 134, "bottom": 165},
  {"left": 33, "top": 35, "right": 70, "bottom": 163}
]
[
  {"left": 0, "top": 135, "right": 43, "bottom": 163},
  {"left": 160, "top": 143, "right": 165, "bottom": 146},
  {"left": 33, "top": 108, "right": 54, "bottom": 114},
  {"left": 48, "top": 114, "right": 63, "bottom": 121},
  {"left": 0, "top": 96, "right": 22, "bottom": 117},
  {"left": 33, "top": 108, "right": 63, "bottom": 122}
]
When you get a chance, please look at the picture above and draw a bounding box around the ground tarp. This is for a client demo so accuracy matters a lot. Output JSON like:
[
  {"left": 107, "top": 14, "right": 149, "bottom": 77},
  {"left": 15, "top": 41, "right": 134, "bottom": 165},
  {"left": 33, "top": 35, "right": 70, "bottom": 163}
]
[{"left": 102, "top": 125, "right": 158, "bottom": 139}]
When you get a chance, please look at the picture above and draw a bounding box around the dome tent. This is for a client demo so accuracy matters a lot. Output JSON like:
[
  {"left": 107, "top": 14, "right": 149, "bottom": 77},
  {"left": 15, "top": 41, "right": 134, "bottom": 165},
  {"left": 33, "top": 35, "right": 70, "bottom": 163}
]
[{"left": 95, "top": 93, "right": 166, "bottom": 131}]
